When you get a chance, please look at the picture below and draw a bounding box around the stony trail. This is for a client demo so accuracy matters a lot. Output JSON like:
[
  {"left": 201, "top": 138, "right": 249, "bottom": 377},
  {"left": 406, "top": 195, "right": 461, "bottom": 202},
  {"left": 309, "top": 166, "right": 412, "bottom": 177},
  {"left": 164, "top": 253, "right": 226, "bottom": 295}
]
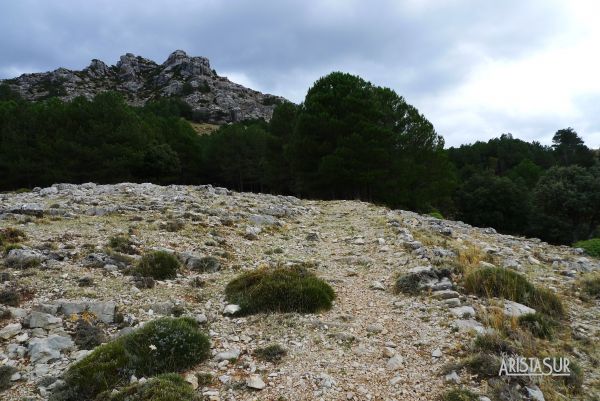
[{"left": 0, "top": 183, "right": 598, "bottom": 401}]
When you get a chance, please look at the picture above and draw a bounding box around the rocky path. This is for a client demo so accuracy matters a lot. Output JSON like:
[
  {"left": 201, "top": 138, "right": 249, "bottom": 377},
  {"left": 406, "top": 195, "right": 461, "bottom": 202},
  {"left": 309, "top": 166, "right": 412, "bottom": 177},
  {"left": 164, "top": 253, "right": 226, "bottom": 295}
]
[{"left": 0, "top": 183, "right": 598, "bottom": 401}]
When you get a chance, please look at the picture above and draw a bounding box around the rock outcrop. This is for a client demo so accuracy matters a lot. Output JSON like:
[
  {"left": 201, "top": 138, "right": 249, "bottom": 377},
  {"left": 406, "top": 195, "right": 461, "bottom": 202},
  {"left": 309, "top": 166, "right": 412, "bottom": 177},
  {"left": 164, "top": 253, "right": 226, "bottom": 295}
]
[{"left": 0, "top": 50, "right": 286, "bottom": 124}]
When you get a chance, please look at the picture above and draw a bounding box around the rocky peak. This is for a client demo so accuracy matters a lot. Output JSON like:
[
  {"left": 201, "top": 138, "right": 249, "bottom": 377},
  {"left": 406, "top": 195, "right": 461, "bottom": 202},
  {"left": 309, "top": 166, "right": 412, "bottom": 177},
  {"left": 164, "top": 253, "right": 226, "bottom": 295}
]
[
  {"left": 84, "top": 59, "right": 111, "bottom": 78},
  {"left": 1, "top": 50, "right": 287, "bottom": 124}
]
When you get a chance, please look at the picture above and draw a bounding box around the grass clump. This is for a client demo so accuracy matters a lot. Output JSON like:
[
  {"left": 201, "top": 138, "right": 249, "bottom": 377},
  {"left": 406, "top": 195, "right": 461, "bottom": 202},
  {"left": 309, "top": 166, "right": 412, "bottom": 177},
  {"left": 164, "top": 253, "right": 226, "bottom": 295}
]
[
  {"left": 51, "top": 317, "right": 210, "bottom": 401},
  {"left": 73, "top": 319, "right": 108, "bottom": 350},
  {"left": 440, "top": 388, "right": 479, "bottom": 401},
  {"left": 0, "top": 365, "right": 17, "bottom": 392},
  {"left": 0, "top": 288, "right": 21, "bottom": 306},
  {"left": 97, "top": 373, "right": 201, "bottom": 401},
  {"left": 463, "top": 267, "right": 564, "bottom": 318},
  {"left": 224, "top": 266, "right": 335, "bottom": 315},
  {"left": 134, "top": 251, "right": 180, "bottom": 280},
  {"left": 108, "top": 235, "right": 138, "bottom": 255},
  {"left": 395, "top": 267, "right": 451, "bottom": 295},
  {"left": 473, "top": 333, "right": 518, "bottom": 355},
  {"left": 574, "top": 238, "right": 600, "bottom": 257},
  {"left": 518, "top": 313, "right": 557, "bottom": 340},
  {"left": 0, "top": 227, "right": 26, "bottom": 244},
  {"left": 579, "top": 273, "right": 600, "bottom": 299},
  {"left": 254, "top": 344, "right": 287, "bottom": 363}
]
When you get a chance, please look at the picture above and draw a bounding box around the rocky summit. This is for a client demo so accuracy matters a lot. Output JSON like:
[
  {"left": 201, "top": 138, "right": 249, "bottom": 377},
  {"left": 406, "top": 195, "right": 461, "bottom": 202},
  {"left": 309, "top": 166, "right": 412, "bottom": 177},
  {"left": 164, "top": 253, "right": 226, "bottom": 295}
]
[
  {"left": 0, "top": 50, "right": 285, "bottom": 124},
  {"left": 0, "top": 183, "right": 599, "bottom": 400}
]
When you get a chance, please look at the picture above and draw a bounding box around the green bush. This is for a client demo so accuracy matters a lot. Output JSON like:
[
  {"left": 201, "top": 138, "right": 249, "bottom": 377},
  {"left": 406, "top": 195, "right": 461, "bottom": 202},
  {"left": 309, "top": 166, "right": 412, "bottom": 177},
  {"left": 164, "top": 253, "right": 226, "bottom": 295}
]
[
  {"left": 254, "top": 344, "right": 287, "bottom": 363},
  {"left": 225, "top": 266, "right": 335, "bottom": 315},
  {"left": 0, "top": 288, "right": 21, "bottom": 306},
  {"left": 97, "top": 373, "right": 201, "bottom": 401},
  {"left": 123, "top": 317, "right": 210, "bottom": 376},
  {"left": 108, "top": 235, "right": 137, "bottom": 255},
  {"left": 463, "top": 267, "right": 564, "bottom": 318},
  {"left": 0, "top": 365, "right": 16, "bottom": 392},
  {"left": 518, "top": 313, "right": 556, "bottom": 339},
  {"left": 574, "top": 238, "right": 600, "bottom": 257},
  {"left": 473, "top": 333, "right": 518, "bottom": 355},
  {"left": 51, "top": 317, "right": 210, "bottom": 401},
  {"left": 428, "top": 210, "right": 444, "bottom": 219},
  {"left": 134, "top": 251, "right": 180, "bottom": 280},
  {"left": 580, "top": 274, "right": 600, "bottom": 299},
  {"left": 440, "top": 388, "right": 479, "bottom": 401}
]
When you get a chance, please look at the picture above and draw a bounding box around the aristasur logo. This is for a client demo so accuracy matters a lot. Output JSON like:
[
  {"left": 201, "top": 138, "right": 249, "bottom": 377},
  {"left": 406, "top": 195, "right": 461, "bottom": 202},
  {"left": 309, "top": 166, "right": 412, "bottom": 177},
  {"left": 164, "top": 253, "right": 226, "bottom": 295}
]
[{"left": 499, "top": 356, "right": 571, "bottom": 377}]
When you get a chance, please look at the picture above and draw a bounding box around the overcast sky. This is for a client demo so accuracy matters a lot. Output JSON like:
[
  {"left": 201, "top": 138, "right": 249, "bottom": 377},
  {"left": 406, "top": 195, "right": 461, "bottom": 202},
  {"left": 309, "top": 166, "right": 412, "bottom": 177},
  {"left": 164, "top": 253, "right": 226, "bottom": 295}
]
[{"left": 1, "top": 0, "right": 599, "bottom": 148}]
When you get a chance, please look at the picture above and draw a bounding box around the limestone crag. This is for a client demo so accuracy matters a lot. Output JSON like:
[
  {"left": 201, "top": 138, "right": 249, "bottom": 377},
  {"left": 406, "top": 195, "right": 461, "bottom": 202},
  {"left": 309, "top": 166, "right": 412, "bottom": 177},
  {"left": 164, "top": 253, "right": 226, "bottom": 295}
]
[{"left": 1, "top": 50, "right": 286, "bottom": 124}]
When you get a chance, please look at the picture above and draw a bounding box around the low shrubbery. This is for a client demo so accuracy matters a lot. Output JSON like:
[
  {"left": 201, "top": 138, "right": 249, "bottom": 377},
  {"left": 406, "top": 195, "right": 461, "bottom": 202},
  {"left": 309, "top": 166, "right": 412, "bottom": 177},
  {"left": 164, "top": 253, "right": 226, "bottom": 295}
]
[
  {"left": 574, "top": 238, "right": 600, "bottom": 257},
  {"left": 517, "top": 313, "right": 557, "bottom": 340},
  {"left": 0, "top": 365, "right": 16, "bottom": 392},
  {"left": 96, "top": 373, "right": 201, "bottom": 401},
  {"left": 133, "top": 251, "right": 180, "bottom": 280},
  {"left": 395, "top": 267, "right": 452, "bottom": 295},
  {"left": 579, "top": 273, "right": 600, "bottom": 299},
  {"left": 254, "top": 344, "right": 287, "bottom": 363},
  {"left": 224, "top": 266, "right": 335, "bottom": 315},
  {"left": 51, "top": 317, "right": 210, "bottom": 401},
  {"left": 108, "top": 235, "right": 138, "bottom": 255},
  {"left": 463, "top": 267, "right": 564, "bottom": 318},
  {"left": 473, "top": 333, "right": 518, "bottom": 355}
]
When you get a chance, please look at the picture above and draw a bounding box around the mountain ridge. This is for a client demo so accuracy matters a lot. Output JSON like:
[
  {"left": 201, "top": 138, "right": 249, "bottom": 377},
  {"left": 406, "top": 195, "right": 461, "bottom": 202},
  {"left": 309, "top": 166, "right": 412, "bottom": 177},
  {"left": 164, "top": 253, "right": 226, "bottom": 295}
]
[{"left": 0, "top": 50, "right": 286, "bottom": 124}]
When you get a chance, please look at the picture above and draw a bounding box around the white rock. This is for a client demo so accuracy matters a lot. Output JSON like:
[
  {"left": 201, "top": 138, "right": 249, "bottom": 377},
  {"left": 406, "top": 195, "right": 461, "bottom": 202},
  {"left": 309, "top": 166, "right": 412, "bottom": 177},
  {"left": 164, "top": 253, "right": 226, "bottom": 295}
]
[
  {"left": 386, "top": 355, "right": 403, "bottom": 370},
  {"left": 246, "top": 374, "right": 266, "bottom": 390},
  {"left": 215, "top": 348, "right": 241, "bottom": 361},
  {"left": 445, "top": 370, "right": 460, "bottom": 384},
  {"left": 0, "top": 323, "right": 22, "bottom": 340},
  {"left": 184, "top": 373, "right": 198, "bottom": 390},
  {"left": 449, "top": 306, "right": 476, "bottom": 318},
  {"left": 431, "top": 348, "right": 443, "bottom": 358},
  {"left": 223, "top": 304, "right": 241, "bottom": 315},
  {"left": 503, "top": 300, "right": 536, "bottom": 318},
  {"left": 370, "top": 281, "right": 385, "bottom": 290},
  {"left": 526, "top": 385, "right": 545, "bottom": 401}
]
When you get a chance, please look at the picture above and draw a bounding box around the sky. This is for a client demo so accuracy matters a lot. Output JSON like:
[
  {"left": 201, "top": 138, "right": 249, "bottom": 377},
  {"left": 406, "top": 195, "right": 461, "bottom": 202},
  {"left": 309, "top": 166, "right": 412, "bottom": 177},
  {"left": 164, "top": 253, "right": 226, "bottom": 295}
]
[{"left": 1, "top": 0, "right": 599, "bottom": 148}]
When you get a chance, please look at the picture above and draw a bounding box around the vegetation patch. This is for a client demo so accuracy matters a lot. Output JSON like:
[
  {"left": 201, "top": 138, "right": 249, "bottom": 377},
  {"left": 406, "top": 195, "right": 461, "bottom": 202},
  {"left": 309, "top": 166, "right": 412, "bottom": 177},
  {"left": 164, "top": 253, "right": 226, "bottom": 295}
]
[
  {"left": 517, "top": 313, "right": 557, "bottom": 340},
  {"left": 96, "top": 373, "right": 201, "bottom": 401},
  {"left": 51, "top": 317, "right": 210, "bottom": 401},
  {"left": 224, "top": 266, "right": 335, "bottom": 315},
  {"left": 0, "top": 365, "right": 17, "bottom": 392},
  {"left": 133, "top": 251, "right": 180, "bottom": 280},
  {"left": 473, "top": 333, "right": 518, "bottom": 355},
  {"left": 73, "top": 319, "right": 108, "bottom": 350},
  {"left": 254, "top": 344, "right": 287, "bottom": 363},
  {"left": 579, "top": 273, "right": 600, "bottom": 299},
  {"left": 0, "top": 288, "right": 21, "bottom": 306},
  {"left": 0, "top": 227, "right": 26, "bottom": 244},
  {"left": 395, "top": 266, "right": 452, "bottom": 295},
  {"left": 463, "top": 267, "right": 564, "bottom": 318},
  {"left": 108, "top": 235, "right": 138, "bottom": 255},
  {"left": 573, "top": 238, "right": 600, "bottom": 257}
]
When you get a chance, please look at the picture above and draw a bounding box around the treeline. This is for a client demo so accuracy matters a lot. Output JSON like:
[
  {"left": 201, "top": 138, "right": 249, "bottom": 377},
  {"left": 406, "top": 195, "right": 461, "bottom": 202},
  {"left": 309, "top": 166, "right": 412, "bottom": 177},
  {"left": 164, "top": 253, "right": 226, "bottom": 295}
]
[{"left": 1, "top": 74, "right": 599, "bottom": 245}]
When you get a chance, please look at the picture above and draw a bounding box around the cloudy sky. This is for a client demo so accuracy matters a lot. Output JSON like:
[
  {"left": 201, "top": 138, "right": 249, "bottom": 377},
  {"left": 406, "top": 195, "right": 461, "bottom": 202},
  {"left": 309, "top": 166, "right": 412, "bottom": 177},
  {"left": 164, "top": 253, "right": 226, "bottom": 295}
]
[{"left": 1, "top": 0, "right": 599, "bottom": 148}]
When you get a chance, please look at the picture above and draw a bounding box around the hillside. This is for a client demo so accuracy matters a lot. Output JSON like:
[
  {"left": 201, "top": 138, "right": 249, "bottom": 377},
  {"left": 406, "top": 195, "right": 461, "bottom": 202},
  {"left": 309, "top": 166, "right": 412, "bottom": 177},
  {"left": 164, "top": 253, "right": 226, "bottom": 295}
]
[
  {"left": 0, "top": 50, "right": 285, "bottom": 124},
  {"left": 0, "top": 183, "right": 598, "bottom": 401}
]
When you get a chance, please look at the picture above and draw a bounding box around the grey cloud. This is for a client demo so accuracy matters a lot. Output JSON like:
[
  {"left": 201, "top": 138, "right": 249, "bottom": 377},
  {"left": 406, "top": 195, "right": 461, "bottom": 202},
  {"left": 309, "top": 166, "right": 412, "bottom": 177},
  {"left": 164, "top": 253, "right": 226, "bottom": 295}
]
[{"left": 1, "top": 0, "right": 597, "bottom": 147}]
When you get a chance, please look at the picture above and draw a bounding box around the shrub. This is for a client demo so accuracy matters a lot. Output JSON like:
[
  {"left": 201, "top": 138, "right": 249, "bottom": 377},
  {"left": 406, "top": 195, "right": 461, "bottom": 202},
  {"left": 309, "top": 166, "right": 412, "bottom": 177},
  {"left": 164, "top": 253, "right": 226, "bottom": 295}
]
[
  {"left": 0, "top": 288, "right": 21, "bottom": 306},
  {"left": 254, "top": 344, "right": 287, "bottom": 363},
  {"left": 108, "top": 235, "right": 137, "bottom": 255},
  {"left": 395, "top": 267, "right": 450, "bottom": 295},
  {"left": 561, "top": 360, "right": 583, "bottom": 393},
  {"left": 462, "top": 353, "right": 502, "bottom": 379},
  {"left": 574, "top": 238, "right": 600, "bottom": 257},
  {"left": 0, "top": 365, "right": 17, "bottom": 392},
  {"left": 224, "top": 266, "right": 335, "bottom": 315},
  {"left": 164, "top": 220, "right": 184, "bottom": 232},
  {"left": 97, "top": 373, "right": 201, "bottom": 401},
  {"left": 51, "top": 317, "right": 210, "bottom": 401},
  {"left": 580, "top": 273, "right": 600, "bottom": 299},
  {"left": 134, "top": 251, "right": 180, "bottom": 280},
  {"left": 428, "top": 210, "right": 444, "bottom": 219},
  {"left": 473, "top": 333, "right": 518, "bottom": 355},
  {"left": 187, "top": 256, "right": 220, "bottom": 273},
  {"left": 122, "top": 317, "right": 210, "bottom": 376},
  {"left": 74, "top": 319, "right": 107, "bottom": 350},
  {"left": 0, "top": 227, "right": 26, "bottom": 244},
  {"left": 463, "top": 267, "right": 564, "bottom": 318},
  {"left": 440, "top": 389, "right": 479, "bottom": 401},
  {"left": 518, "top": 313, "right": 556, "bottom": 339}
]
